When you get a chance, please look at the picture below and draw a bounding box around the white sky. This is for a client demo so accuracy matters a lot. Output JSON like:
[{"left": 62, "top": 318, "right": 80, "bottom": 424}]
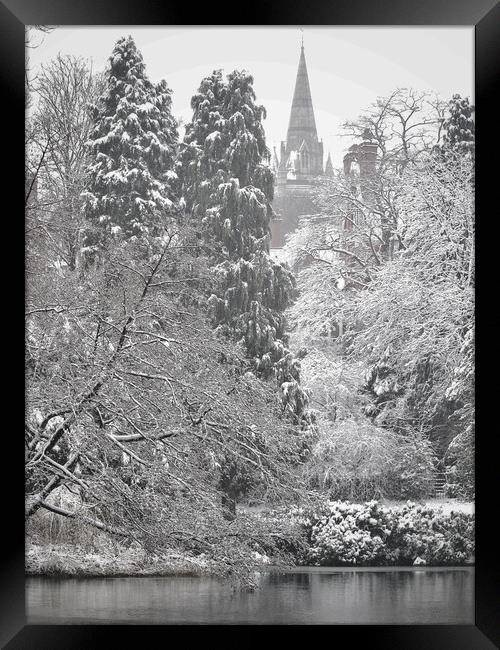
[{"left": 28, "top": 26, "right": 474, "bottom": 168}]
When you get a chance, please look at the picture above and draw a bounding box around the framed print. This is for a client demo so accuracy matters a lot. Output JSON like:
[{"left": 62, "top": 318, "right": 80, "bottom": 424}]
[{"left": 3, "top": 0, "right": 499, "bottom": 646}]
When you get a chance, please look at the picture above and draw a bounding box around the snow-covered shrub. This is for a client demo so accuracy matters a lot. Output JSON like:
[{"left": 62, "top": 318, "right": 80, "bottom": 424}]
[
  {"left": 387, "top": 502, "right": 474, "bottom": 565},
  {"left": 305, "top": 501, "right": 392, "bottom": 565},
  {"left": 297, "top": 500, "right": 474, "bottom": 566}
]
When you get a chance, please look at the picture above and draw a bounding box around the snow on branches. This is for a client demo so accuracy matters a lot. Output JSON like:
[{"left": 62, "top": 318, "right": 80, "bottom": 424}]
[
  {"left": 179, "top": 67, "right": 314, "bottom": 434},
  {"left": 82, "top": 36, "right": 179, "bottom": 262}
]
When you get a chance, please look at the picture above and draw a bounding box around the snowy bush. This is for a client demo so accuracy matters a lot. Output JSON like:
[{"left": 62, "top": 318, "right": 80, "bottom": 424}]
[
  {"left": 306, "top": 501, "right": 391, "bottom": 565},
  {"left": 297, "top": 500, "right": 474, "bottom": 566},
  {"left": 387, "top": 502, "right": 474, "bottom": 565}
]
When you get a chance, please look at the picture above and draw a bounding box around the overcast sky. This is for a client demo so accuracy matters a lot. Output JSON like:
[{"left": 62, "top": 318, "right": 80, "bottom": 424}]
[{"left": 28, "top": 26, "right": 474, "bottom": 168}]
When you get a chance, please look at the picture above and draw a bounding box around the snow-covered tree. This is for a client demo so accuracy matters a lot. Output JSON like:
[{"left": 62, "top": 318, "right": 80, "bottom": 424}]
[
  {"left": 443, "top": 324, "right": 474, "bottom": 498},
  {"left": 29, "top": 55, "right": 105, "bottom": 271},
  {"left": 342, "top": 88, "right": 446, "bottom": 173},
  {"left": 304, "top": 417, "right": 436, "bottom": 500},
  {"left": 285, "top": 90, "right": 447, "bottom": 289},
  {"left": 26, "top": 233, "right": 305, "bottom": 573},
  {"left": 285, "top": 90, "right": 474, "bottom": 498},
  {"left": 82, "top": 36, "right": 179, "bottom": 262},
  {"left": 179, "top": 69, "right": 313, "bottom": 432},
  {"left": 178, "top": 69, "right": 315, "bottom": 516},
  {"left": 441, "top": 94, "right": 475, "bottom": 157},
  {"left": 346, "top": 152, "right": 474, "bottom": 456}
]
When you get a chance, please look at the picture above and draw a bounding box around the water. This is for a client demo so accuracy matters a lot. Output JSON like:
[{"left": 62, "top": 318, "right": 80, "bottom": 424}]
[{"left": 26, "top": 567, "right": 474, "bottom": 625}]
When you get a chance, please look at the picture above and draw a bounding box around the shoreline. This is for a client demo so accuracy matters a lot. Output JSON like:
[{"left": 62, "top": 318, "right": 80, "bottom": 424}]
[
  {"left": 26, "top": 543, "right": 474, "bottom": 579},
  {"left": 25, "top": 543, "right": 213, "bottom": 579},
  {"left": 26, "top": 499, "right": 474, "bottom": 579},
  {"left": 26, "top": 565, "right": 475, "bottom": 579}
]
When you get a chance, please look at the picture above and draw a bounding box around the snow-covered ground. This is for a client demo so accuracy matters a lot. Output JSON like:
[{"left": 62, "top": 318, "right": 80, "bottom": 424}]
[
  {"left": 243, "top": 499, "right": 474, "bottom": 516},
  {"left": 381, "top": 498, "right": 474, "bottom": 516},
  {"left": 424, "top": 499, "right": 474, "bottom": 515}
]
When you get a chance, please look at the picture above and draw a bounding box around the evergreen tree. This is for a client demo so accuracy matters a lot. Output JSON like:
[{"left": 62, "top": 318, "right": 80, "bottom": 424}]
[
  {"left": 82, "top": 36, "right": 178, "bottom": 261},
  {"left": 179, "top": 70, "right": 312, "bottom": 427},
  {"left": 442, "top": 94, "right": 475, "bottom": 156},
  {"left": 180, "top": 69, "right": 313, "bottom": 431}
]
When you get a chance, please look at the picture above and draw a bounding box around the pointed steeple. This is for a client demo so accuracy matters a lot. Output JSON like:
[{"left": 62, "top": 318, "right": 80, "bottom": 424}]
[
  {"left": 271, "top": 40, "right": 325, "bottom": 249},
  {"left": 286, "top": 44, "right": 318, "bottom": 151},
  {"left": 325, "top": 152, "right": 334, "bottom": 176}
]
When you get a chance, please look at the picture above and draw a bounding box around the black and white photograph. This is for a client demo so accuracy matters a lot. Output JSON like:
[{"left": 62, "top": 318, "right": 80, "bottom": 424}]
[{"left": 24, "top": 23, "right": 477, "bottom": 626}]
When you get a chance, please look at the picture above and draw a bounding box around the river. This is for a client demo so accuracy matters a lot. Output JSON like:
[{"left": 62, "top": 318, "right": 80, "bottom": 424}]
[{"left": 26, "top": 567, "right": 474, "bottom": 625}]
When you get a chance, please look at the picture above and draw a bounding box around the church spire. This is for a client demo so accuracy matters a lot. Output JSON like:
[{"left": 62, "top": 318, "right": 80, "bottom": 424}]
[
  {"left": 286, "top": 42, "right": 318, "bottom": 151},
  {"left": 325, "top": 152, "right": 334, "bottom": 176}
]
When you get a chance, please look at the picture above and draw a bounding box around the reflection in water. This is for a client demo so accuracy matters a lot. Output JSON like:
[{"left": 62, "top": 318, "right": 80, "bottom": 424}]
[
  {"left": 267, "top": 571, "right": 311, "bottom": 587},
  {"left": 26, "top": 568, "right": 474, "bottom": 625}
]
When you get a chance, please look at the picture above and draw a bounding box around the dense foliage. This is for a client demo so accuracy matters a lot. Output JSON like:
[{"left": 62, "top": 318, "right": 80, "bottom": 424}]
[
  {"left": 179, "top": 69, "right": 313, "bottom": 432},
  {"left": 26, "top": 31, "right": 474, "bottom": 582},
  {"left": 82, "top": 36, "right": 179, "bottom": 262},
  {"left": 28, "top": 55, "right": 105, "bottom": 271},
  {"left": 284, "top": 90, "right": 474, "bottom": 500},
  {"left": 178, "top": 68, "right": 316, "bottom": 513},
  {"left": 348, "top": 152, "right": 474, "bottom": 453},
  {"left": 441, "top": 94, "right": 475, "bottom": 156},
  {"left": 304, "top": 419, "right": 436, "bottom": 500},
  {"left": 26, "top": 38, "right": 309, "bottom": 579},
  {"left": 295, "top": 501, "right": 474, "bottom": 566}
]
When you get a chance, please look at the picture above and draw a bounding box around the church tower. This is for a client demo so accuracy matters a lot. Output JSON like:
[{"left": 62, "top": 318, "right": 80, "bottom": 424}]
[
  {"left": 271, "top": 43, "right": 325, "bottom": 250},
  {"left": 284, "top": 43, "right": 324, "bottom": 179}
]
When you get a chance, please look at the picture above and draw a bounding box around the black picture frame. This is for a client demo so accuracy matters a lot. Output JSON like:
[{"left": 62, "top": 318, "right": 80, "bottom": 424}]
[{"left": 5, "top": 0, "right": 499, "bottom": 646}]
